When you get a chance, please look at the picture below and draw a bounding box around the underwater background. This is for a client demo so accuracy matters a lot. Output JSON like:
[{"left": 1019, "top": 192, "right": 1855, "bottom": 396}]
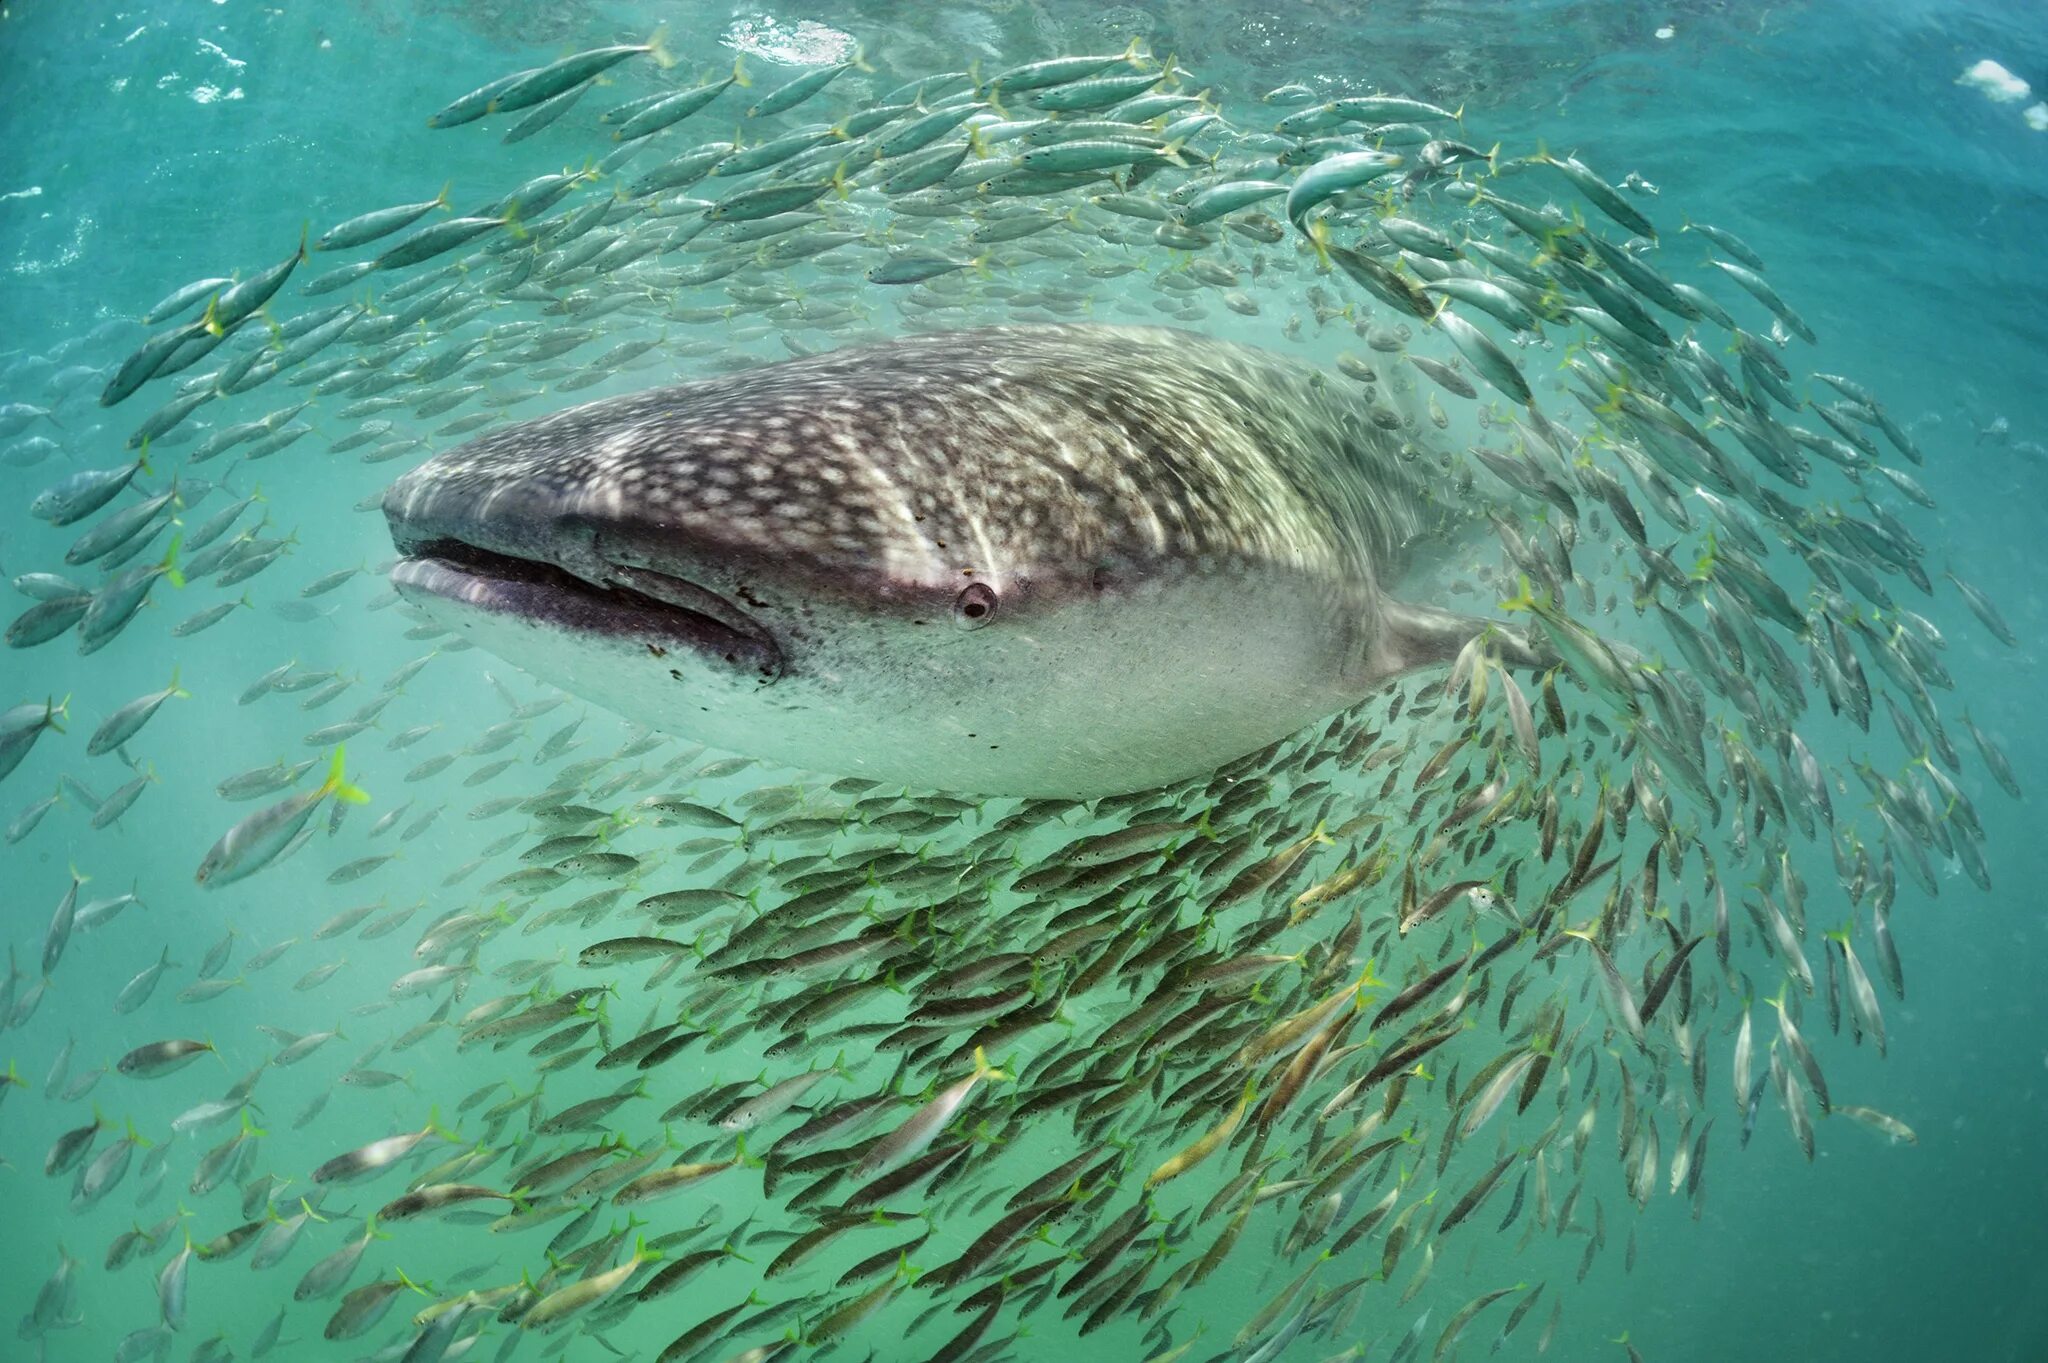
[{"left": 2, "top": 1, "right": 2046, "bottom": 1361}]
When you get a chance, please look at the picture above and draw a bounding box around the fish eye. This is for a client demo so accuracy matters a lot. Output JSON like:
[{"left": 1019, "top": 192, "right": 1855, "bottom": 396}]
[{"left": 953, "top": 582, "right": 998, "bottom": 630}]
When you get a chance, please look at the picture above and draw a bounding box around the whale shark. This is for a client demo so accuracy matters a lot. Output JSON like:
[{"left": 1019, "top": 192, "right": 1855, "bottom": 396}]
[{"left": 382, "top": 324, "right": 1525, "bottom": 797}]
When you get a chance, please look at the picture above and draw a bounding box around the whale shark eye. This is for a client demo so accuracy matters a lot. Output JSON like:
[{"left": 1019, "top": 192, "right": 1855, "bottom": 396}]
[{"left": 953, "top": 582, "right": 998, "bottom": 630}]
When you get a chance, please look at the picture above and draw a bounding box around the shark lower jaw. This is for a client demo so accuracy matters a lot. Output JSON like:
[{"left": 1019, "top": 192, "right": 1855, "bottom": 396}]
[{"left": 389, "top": 538, "right": 785, "bottom": 683}]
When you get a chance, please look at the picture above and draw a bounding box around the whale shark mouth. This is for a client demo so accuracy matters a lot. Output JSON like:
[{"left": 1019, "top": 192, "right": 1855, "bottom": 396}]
[{"left": 390, "top": 538, "right": 784, "bottom": 682}]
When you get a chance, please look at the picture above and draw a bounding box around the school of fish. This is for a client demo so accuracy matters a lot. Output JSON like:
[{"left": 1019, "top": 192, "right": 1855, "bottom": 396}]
[{"left": 0, "top": 25, "right": 2015, "bottom": 1363}]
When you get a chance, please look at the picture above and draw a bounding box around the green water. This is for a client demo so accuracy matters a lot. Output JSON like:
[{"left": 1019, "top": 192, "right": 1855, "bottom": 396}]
[{"left": 2, "top": 3, "right": 2045, "bottom": 1362}]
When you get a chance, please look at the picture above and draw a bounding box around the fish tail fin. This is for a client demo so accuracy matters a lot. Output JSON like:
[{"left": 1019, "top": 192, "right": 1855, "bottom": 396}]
[
  {"left": 645, "top": 24, "right": 677, "bottom": 71},
  {"left": 730, "top": 54, "right": 750, "bottom": 88},
  {"left": 1495, "top": 575, "right": 1546, "bottom": 615},
  {"left": 970, "top": 1045, "right": 1010, "bottom": 1084},
  {"left": 434, "top": 180, "right": 453, "bottom": 211},
  {"left": 170, "top": 666, "right": 191, "bottom": 701},
  {"left": 317, "top": 745, "right": 347, "bottom": 796},
  {"left": 1305, "top": 217, "right": 1333, "bottom": 269},
  {"left": 160, "top": 534, "right": 186, "bottom": 588},
  {"left": 136, "top": 438, "right": 153, "bottom": 476},
  {"left": 322, "top": 746, "right": 371, "bottom": 805},
  {"left": 47, "top": 694, "right": 70, "bottom": 734}
]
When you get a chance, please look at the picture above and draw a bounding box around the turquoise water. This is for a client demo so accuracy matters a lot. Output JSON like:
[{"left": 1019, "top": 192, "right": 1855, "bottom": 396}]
[{"left": 3, "top": 2, "right": 2046, "bottom": 1361}]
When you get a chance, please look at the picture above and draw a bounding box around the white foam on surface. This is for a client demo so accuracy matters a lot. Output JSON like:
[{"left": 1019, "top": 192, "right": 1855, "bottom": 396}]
[{"left": 1958, "top": 58, "right": 2031, "bottom": 104}]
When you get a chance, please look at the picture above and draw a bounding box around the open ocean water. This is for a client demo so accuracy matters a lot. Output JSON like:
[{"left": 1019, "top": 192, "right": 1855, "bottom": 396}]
[{"left": 2, "top": 2, "right": 2045, "bottom": 1362}]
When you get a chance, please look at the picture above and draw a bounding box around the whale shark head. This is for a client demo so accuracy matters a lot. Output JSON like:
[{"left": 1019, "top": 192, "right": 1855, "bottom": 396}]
[{"left": 384, "top": 324, "right": 1485, "bottom": 797}]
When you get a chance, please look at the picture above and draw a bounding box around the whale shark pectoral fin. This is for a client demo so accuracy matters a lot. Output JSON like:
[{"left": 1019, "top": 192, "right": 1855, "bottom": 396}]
[{"left": 1372, "top": 597, "right": 1554, "bottom": 683}]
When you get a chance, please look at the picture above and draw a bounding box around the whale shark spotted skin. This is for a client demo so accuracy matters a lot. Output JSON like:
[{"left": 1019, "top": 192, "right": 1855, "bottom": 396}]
[{"left": 383, "top": 324, "right": 1506, "bottom": 797}]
